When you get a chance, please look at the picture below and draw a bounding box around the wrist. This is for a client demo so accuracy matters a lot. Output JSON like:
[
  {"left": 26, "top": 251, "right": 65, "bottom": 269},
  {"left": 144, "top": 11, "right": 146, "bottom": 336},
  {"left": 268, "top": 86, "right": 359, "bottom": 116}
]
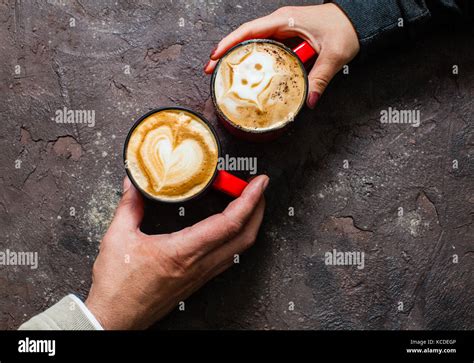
[
  {"left": 329, "top": 2, "right": 360, "bottom": 49},
  {"left": 85, "top": 290, "right": 144, "bottom": 330},
  {"left": 85, "top": 292, "right": 114, "bottom": 330}
]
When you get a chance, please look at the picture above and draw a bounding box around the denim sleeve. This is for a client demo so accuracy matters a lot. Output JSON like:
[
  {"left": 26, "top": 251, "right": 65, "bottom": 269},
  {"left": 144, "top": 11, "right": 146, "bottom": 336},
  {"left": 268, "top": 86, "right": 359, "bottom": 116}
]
[{"left": 330, "top": 0, "right": 473, "bottom": 49}]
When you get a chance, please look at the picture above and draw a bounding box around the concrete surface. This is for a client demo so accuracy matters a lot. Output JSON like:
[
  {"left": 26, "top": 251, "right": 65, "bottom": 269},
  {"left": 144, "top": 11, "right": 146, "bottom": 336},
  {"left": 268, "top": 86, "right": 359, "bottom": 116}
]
[{"left": 0, "top": 0, "right": 473, "bottom": 330}]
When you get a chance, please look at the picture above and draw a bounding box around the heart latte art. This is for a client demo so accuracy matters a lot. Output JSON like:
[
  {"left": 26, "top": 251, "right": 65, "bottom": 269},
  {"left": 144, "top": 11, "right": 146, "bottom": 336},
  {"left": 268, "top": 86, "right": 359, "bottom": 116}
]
[
  {"left": 214, "top": 41, "right": 306, "bottom": 131},
  {"left": 126, "top": 110, "right": 218, "bottom": 201}
]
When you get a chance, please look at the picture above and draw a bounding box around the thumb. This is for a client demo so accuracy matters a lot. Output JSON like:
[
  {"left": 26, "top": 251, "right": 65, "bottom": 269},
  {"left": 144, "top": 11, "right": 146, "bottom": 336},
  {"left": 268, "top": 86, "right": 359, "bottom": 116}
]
[
  {"left": 306, "top": 51, "right": 341, "bottom": 109},
  {"left": 109, "top": 176, "right": 144, "bottom": 232}
]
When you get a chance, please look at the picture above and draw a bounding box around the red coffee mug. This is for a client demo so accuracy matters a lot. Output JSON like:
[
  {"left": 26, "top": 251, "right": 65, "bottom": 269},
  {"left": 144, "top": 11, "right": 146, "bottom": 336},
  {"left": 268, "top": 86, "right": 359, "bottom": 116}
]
[
  {"left": 210, "top": 39, "right": 317, "bottom": 142},
  {"left": 123, "top": 107, "right": 248, "bottom": 202}
]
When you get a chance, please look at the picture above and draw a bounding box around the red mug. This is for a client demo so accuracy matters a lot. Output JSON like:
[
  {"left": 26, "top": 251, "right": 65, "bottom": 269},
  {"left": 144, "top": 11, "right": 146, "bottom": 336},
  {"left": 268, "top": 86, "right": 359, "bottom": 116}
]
[
  {"left": 123, "top": 107, "right": 248, "bottom": 202},
  {"left": 210, "top": 39, "right": 317, "bottom": 142}
]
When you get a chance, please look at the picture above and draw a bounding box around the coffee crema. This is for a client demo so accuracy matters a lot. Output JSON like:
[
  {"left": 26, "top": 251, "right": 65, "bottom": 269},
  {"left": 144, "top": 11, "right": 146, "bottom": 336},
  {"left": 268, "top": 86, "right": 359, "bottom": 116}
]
[
  {"left": 126, "top": 110, "right": 218, "bottom": 201},
  {"left": 213, "top": 41, "right": 306, "bottom": 131}
]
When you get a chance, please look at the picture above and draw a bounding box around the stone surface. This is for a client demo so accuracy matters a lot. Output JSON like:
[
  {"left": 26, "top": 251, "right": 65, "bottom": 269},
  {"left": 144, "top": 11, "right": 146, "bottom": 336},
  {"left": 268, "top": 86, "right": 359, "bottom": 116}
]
[{"left": 0, "top": 0, "right": 473, "bottom": 330}]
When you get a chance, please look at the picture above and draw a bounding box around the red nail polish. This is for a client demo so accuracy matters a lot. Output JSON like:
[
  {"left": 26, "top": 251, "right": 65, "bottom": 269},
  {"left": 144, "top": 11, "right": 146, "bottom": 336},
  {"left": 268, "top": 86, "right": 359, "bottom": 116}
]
[
  {"left": 307, "top": 91, "right": 320, "bottom": 109},
  {"left": 204, "top": 60, "right": 211, "bottom": 72},
  {"left": 210, "top": 46, "right": 218, "bottom": 59}
]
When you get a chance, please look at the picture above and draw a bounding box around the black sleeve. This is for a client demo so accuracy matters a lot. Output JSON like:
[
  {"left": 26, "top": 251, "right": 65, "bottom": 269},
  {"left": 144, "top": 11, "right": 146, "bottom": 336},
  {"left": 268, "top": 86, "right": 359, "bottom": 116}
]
[{"left": 330, "top": 0, "right": 473, "bottom": 50}]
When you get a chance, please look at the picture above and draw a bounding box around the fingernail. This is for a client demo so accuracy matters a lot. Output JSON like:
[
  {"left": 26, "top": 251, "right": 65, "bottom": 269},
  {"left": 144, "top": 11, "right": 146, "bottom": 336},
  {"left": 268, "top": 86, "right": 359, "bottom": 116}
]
[
  {"left": 204, "top": 59, "right": 211, "bottom": 72},
  {"left": 307, "top": 91, "right": 320, "bottom": 109},
  {"left": 123, "top": 176, "right": 131, "bottom": 193},
  {"left": 210, "top": 46, "right": 218, "bottom": 59},
  {"left": 262, "top": 176, "right": 270, "bottom": 191}
]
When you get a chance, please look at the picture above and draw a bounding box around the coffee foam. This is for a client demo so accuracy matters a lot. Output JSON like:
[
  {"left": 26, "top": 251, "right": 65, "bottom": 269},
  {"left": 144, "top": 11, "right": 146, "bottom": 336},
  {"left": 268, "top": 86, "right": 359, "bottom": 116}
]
[
  {"left": 126, "top": 110, "right": 218, "bottom": 201},
  {"left": 214, "top": 42, "right": 306, "bottom": 131}
]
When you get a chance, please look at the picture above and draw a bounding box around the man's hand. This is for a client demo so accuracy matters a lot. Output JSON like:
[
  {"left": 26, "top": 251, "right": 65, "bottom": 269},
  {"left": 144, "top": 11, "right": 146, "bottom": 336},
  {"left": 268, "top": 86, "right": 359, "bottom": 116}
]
[
  {"left": 204, "top": 3, "right": 360, "bottom": 108},
  {"left": 85, "top": 175, "right": 268, "bottom": 329}
]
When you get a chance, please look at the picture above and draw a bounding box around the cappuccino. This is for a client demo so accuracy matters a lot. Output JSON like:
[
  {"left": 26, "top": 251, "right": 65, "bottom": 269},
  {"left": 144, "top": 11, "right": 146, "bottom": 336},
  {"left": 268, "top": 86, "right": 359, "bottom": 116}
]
[
  {"left": 125, "top": 109, "right": 218, "bottom": 201},
  {"left": 213, "top": 40, "right": 306, "bottom": 131}
]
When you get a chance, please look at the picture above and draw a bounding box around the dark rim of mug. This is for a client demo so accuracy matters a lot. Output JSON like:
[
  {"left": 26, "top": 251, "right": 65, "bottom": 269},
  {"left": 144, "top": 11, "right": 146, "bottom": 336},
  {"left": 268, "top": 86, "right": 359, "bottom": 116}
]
[
  {"left": 210, "top": 38, "right": 309, "bottom": 134},
  {"left": 123, "top": 106, "right": 222, "bottom": 204}
]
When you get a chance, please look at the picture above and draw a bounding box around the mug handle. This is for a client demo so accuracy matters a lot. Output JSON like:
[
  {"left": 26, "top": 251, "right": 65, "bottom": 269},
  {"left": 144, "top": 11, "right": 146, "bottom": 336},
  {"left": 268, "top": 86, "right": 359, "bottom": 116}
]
[
  {"left": 292, "top": 41, "right": 317, "bottom": 63},
  {"left": 212, "top": 170, "right": 248, "bottom": 198}
]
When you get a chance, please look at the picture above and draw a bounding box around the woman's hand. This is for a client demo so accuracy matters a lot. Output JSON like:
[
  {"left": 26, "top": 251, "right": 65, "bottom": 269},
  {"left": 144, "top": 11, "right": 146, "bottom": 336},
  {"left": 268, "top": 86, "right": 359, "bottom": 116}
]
[
  {"left": 85, "top": 175, "right": 268, "bottom": 329},
  {"left": 204, "top": 3, "right": 360, "bottom": 108}
]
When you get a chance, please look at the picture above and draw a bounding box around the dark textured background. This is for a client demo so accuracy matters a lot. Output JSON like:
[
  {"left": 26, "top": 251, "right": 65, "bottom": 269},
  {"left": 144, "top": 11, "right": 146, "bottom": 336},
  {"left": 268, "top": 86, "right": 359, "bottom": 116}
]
[{"left": 0, "top": 0, "right": 473, "bottom": 330}]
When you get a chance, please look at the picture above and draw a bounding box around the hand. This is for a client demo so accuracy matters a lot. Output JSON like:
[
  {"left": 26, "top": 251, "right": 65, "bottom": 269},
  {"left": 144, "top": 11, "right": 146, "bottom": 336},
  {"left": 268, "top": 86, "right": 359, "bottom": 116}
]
[
  {"left": 85, "top": 175, "right": 268, "bottom": 329},
  {"left": 204, "top": 3, "right": 360, "bottom": 108}
]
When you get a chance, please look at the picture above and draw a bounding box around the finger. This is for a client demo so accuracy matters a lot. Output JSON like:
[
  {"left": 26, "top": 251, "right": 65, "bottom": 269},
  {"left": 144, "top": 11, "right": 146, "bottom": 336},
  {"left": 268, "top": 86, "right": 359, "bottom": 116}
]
[
  {"left": 203, "top": 195, "right": 265, "bottom": 270},
  {"left": 204, "top": 59, "right": 218, "bottom": 75},
  {"left": 178, "top": 196, "right": 265, "bottom": 301},
  {"left": 168, "top": 252, "right": 237, "bottom": 311},
  {"left": 109, "top": 176, "right": 144, "bottom": 233},
  {"left": 160, "top": 197, "right": 265, "bottom": 311},
  {"left": 210, "top": 16, "right": 282, "bottom": 61},
  {"left": 169, "top": 175, "right": 269, "bottom": 260},
  {"left": 306, "top": 50, "right": 341, "bottom": 109}
]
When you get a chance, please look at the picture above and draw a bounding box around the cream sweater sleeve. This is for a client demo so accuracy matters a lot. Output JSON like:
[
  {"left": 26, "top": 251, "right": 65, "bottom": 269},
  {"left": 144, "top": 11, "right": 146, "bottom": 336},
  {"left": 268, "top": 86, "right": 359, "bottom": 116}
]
[{"left": 19, "top": 294, "right": 103, "bottom": 330}]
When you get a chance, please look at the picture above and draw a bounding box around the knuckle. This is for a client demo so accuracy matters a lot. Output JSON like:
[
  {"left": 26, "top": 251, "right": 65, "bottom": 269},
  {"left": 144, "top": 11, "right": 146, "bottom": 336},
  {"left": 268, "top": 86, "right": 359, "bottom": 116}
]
[
  {"left": 243, "top": 233, "right": 257, "bottom": 249},
  {"left": 118, "top": 196, "right": 133, "bottom": 210},
  {"left": 221, "top": 213, "right": 244, "bottom": 239},
  {"left": 328, "top": 45, "right": 351, "bottom": 61},
  {"left": 309, "top": 74, "right": 330, "bottom": 91},
  {"left": 164, "top": 246, "right": 191, "bottom": 278},
  {"left": 238, "top": 21, "right": 252, "bottom": 33},
  {"left": 274, "top": 6, "right": 294, "bottom": 17}
]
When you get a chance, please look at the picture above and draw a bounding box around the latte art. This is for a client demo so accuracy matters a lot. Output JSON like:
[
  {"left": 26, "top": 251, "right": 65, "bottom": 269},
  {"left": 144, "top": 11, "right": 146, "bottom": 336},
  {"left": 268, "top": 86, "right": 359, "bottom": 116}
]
[
  {"left": 214, "top": 41, "right": 306, "bottom": 131},
  {"left": 227, "top": 49, "right": 277, "bottom": 111},
  {"left": 126, "top": 110, "right": 218, "bottom": 201}
]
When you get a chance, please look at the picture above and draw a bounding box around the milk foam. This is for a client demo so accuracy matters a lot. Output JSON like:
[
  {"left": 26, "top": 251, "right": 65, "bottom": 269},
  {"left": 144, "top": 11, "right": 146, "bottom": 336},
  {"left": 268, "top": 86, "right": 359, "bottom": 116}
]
[
  {"left": 214, "top": 42, "right": 306, "bottom": 131},
  {"left": 126, "top": 110, "right": 218, "bottom": 201},
  {"left": 226, "top": 48, "right": 276, "bottom": 110}
]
